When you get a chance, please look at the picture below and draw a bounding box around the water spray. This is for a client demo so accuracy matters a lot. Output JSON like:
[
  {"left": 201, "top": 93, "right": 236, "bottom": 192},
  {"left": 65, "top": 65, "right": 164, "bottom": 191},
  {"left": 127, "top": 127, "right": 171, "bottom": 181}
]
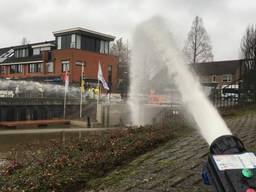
[
  {"left": 129, "top": 16, "right": 231, "bottom": 143},
  {"left": 202, "top": 135, "right": 256, "bottom": 191},
  {"left": 130, "top": 17, "right": 256, "bottom": 191},
  {"left": 0, "top": 79, "right": 81, "bottom": 98}
]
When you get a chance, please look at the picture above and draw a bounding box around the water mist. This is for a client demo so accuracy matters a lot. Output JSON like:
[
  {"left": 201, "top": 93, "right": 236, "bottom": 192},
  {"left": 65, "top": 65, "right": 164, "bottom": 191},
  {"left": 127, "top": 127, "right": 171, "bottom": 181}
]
[
  {"left": 128, "top": 17, "right": 232, "bottom": 144},
  {"left": 0, "top": 79, "right": 81, "bottom": 98}
]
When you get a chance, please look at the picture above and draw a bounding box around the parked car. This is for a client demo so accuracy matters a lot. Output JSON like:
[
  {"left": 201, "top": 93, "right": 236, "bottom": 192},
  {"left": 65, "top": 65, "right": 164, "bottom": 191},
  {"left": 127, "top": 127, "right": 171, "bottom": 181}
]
[{"left": 221, "top": 85, "right": 239, "bottom": 100}]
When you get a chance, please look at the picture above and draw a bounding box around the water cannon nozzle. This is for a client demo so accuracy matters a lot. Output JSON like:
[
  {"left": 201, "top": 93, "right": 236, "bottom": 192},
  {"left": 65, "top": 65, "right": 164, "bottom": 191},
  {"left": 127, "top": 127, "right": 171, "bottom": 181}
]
[
  {"left": 203, "top": 135, "right": 256, "bottom": 191},
  {"left": 210, "top": 135, "right": 246, "bottom": 155}
]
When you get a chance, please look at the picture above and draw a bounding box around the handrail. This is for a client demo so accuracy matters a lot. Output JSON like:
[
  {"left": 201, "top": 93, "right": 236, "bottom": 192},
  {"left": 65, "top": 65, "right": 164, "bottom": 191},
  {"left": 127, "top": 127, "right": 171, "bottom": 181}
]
[{"left": 0, "top": 97, "right": 87, "bottom": 105}]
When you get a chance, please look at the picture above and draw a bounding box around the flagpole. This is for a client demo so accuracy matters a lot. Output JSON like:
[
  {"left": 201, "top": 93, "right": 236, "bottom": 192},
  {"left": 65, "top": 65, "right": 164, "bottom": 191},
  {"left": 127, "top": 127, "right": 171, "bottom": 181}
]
[
  {"left": 63, "top": 70, "right": 68, "bottom": 119},
  {"left": 80, "top": 62, "right": 84, "bottom": 118},
  {"left": 97, "top": 79, "right": 100, "bottom": 103},
  {"left": 97, "top": 61, "right": 100, "bottom": 104},
  {"left": 64, "top": 87, "right": 67, "bottom": 119}
]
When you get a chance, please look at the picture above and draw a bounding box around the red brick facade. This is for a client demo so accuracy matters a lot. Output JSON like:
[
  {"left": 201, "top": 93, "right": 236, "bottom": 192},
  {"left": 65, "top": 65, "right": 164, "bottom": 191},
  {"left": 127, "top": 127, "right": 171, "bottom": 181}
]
[
  {"left": 53, "top": 48, "right": 118, "bottom": 90},
  {"left": 0, "top": 27, "right": 118, "bottom": 92},
  {"left": 0, "top": 49, "right": 118, "bottom": 91}
]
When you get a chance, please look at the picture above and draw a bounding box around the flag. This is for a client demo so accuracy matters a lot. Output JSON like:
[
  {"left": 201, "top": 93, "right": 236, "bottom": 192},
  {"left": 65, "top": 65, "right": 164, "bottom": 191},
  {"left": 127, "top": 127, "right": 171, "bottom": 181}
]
[
  {"left": 64, "top": 70, "right": 69, "bottom": 92},
  {"left": 97, "top": 61, "right": 109, "bottom": 90}
]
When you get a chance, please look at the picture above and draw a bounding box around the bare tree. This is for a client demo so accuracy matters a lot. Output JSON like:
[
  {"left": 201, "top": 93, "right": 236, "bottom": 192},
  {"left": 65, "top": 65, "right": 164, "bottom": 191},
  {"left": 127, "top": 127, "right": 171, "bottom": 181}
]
[
  {"left": 183, "top": 16, "right": 214, "bottom": 64},
  {"left": 110, "top": 38, "right": 130, "bottom": 97},
  {"left": 110, "top": 38, "right": 130, "bottom": 67},
  {"left": 240, "top": 25, "right": 256, "bottom": 90}
]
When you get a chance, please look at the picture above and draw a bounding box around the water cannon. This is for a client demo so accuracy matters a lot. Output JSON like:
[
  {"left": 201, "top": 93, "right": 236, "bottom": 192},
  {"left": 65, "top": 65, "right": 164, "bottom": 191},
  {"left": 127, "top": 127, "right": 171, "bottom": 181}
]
[{"left": 202, "top": 135, "right": 256, "bottom": 192}]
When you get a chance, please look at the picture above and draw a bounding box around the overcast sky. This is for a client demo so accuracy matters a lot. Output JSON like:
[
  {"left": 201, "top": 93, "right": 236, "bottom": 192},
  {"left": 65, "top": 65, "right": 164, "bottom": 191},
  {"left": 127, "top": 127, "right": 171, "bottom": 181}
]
[{"left": 0, "top": 0, "right": 256, "bottom": 60}]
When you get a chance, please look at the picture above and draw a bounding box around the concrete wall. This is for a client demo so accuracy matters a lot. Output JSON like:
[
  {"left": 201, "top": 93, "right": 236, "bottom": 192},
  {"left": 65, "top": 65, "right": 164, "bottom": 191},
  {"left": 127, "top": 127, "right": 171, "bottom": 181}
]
[
  {"left": 97, "top": 103, "right": 130, "bottom": 127},
  {"left": 0, "top": 100, "right": 97, "bottom": 122},
  {"left": 97, "top": 103, "right": 176, "bottom": 127}
]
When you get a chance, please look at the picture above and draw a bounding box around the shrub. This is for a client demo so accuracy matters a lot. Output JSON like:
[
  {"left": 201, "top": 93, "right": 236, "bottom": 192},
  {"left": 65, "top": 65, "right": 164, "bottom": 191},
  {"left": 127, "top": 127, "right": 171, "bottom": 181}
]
[{"left": 0, "top": 126, "right": 174, "bottom": 191}]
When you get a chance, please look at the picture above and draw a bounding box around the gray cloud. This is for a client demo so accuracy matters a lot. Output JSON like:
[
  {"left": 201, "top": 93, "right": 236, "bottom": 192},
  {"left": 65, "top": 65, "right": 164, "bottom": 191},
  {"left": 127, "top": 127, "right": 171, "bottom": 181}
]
[{"left": 0, "top": 0, "right": 256, "bottom": 60}]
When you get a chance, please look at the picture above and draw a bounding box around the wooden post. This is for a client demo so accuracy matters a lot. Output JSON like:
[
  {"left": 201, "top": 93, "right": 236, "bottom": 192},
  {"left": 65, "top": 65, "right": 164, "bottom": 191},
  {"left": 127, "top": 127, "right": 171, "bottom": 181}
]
[
  {"left": 78, "top": 131, "right": 82, "bottom": 141},
  {"left": 60, "top": 131, "right": 65, "bottom": 144}
]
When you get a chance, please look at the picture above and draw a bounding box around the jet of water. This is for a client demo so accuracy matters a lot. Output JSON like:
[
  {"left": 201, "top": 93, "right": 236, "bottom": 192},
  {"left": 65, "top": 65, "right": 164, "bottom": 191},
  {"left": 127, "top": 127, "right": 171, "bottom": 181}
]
[
  {"left": 129, "top": 16, "right": 232, "bottom": 144},
  {"left": 0, "top": 79, "right": 81, "bottom": 98}
]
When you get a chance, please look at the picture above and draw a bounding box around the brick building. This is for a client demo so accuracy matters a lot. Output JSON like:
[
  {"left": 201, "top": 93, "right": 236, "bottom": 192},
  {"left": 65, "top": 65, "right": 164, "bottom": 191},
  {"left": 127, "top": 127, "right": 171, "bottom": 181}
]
[
  {"left": 0, "top": 27, "right": 118, "bottom": 91},
  {"left": 192, "top": 60, "right": 242, "bottom": 88}
]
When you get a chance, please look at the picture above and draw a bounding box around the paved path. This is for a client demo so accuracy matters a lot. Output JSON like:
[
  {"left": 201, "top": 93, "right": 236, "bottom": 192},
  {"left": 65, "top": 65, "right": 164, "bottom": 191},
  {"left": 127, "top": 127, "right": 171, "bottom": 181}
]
[
  {"left": 84, "top": 114, "right": 256, "bottom": 192},
  {"left": 0, "top": 119, "right": 70, "bottom": 128},
  {"left": 0, "top": 127, "right": 120, "bottom": 135}
]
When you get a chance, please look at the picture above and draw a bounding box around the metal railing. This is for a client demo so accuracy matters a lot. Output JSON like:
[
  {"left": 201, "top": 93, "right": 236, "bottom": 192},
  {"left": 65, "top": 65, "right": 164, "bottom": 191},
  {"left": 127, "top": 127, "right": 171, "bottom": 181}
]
[
  {"left": 0, "top": 97, "right": 86, "bottom": 106},
  {"left": 210, "top": 85, "right": 256, "bottom": 109}
]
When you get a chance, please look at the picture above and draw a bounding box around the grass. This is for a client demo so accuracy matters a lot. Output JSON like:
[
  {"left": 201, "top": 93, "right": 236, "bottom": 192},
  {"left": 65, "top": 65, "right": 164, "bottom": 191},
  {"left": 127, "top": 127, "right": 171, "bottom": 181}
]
[
  {"left": 220, "top": 104, "right": 256, "bottom": 117},
  {"left": 85, "top": 123, "right": 193, "bottom": 191},
  {"left": 87, "top": 151, "right": 156, "bottom": 189}
]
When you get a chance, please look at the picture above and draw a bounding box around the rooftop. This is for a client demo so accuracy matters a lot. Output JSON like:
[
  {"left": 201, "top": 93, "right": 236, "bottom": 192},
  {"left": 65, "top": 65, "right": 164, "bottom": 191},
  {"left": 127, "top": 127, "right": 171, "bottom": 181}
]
[
  {"left": 52, "top": 27, "right": 115, "bottom": 41},
  {"left": 192, "top": 60, "right": 242, "bottom": 75},
  {"left": 0, "top": 40, "right": 55, "bottom": 65},
  {"left": 11, "top": 40, "right": 55, "bottom": 50}
]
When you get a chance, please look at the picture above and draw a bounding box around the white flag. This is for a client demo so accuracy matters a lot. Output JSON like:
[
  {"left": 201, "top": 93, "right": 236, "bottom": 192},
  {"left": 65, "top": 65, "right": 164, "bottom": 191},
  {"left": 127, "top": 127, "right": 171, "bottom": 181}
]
[
  {"left": 97, "top": 61, "right": 109, "bottom": 90},
  {"left": 64, "top": 70, "right": 69, "bottom": 92}
]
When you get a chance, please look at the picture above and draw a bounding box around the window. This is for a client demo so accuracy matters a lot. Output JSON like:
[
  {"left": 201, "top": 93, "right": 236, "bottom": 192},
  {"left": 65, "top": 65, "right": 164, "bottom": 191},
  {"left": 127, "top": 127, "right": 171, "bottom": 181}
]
[
  {"left": 104, "top": 41, "right": 109, "bottom": 54},
  {"left": 71, "top": 34, "right": 76, "bottom": 48},
  {"left": 100, "top": 40, "right": 105, "bottom": 54},
  {"left": 57, "top": 36, "right": 62, "bottom": 49},
  {"left": 212, "top": 75, "right": 216, "bottom": 82},
  {"left": 33, "top": 47, "right": 51, "bottom": 55},
  {"left": 99, "top": 41, "right": 109, "bottom": 54},
  {"left": 33, "top": 48, "right": 40, "bottom": 55},
  {"left": 85, "top": 37, "right": 95, "bottom": 51},
  {"left": 10, "top": 65, "right": 23, "bottom": 74},
  {"left": 223, "top": 74, "right": 232, "bottom": 82},
  {"left": 14, "top": 49, "right": 29, "bottom": 58},
  {"left": 76, "top": 35, "right": 81, "bottom": 49},
  {"left": 95, "top": 39, "right": 100, "bottom": 52},
  {"left": 48, "top": 51, "right": 53, "bottom": 61},
  {"left": 61, "top": 60, "right": 70, "bottom": 72},
  {"left": 57, "top": 34, "right": 83, "bottom": 49},
  {"left": 22, "top": 49, "right": 25, "bottom": 57},
  {"left": 22, "top": 49, "right": 28, "bottom": 57},
  {"left": 47, "top": 62, "right": 53, "bottom": 73},
  {"left": 19, "top": 65, "right": 23, "bottom": 73},
  {"left": 14, "top": 51, "right": 18, "bottom": 58},
  {"left": 28, "top": 63, "right": 42, "bottom": 73},
  {"left": 81, "top": 36, "right": 86, "bottom": 50},
  {"left": 0, "top": 66, "right": 6, "bottom": 74},
  {"left": 61, "top": 35, "right": 71, "bottom": 49}
]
